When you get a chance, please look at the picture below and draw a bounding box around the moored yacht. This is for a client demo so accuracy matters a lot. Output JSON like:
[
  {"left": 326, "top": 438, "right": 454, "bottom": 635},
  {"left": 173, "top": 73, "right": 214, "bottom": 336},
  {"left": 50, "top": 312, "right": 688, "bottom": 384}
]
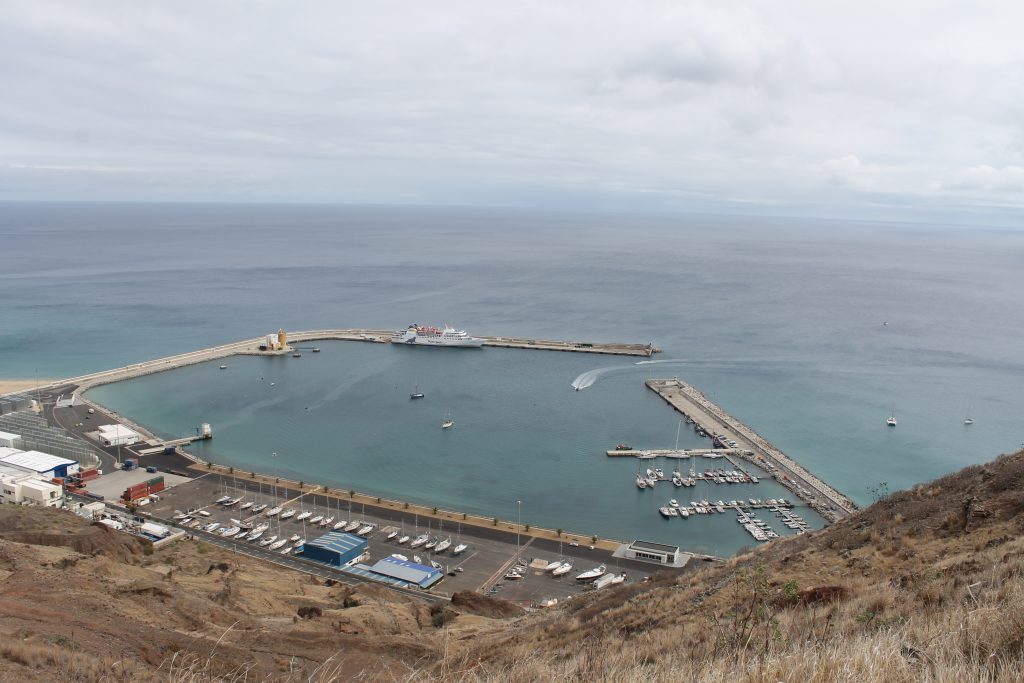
[{"left": 391, "top": 323, "right": 484, "bottom": 347}]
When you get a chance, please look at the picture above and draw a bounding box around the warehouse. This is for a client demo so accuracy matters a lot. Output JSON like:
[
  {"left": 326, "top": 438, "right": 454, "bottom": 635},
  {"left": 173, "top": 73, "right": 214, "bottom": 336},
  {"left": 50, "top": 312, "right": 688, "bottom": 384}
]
[
  {"left": 96, "top": 424, "right": 141, "bottom": 447},
  {"left": 300, "top": 532, "right": 367, "bottom": 567},
  {"left": 366, "top": 556, "right": 443, "bottom": 588},
  {"left": 0, "top": 449, "right": 79, "bottom": 479}
]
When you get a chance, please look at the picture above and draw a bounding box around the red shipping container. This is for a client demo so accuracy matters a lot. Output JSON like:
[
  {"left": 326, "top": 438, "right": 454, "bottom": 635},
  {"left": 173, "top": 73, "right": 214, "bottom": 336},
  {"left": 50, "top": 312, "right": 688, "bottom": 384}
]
[
  {"left": 79, "top": 469, "right": 100, "bottom": 481},
  {"left": 148, "top": 481, "right": 165, "bottom": 494}
]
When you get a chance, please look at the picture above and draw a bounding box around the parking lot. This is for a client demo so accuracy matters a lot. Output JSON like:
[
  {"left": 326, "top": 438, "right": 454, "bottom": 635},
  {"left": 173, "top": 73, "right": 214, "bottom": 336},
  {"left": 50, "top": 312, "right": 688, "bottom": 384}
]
[{"left": 141, "top": 473, "right": 686, "bottom": 604}]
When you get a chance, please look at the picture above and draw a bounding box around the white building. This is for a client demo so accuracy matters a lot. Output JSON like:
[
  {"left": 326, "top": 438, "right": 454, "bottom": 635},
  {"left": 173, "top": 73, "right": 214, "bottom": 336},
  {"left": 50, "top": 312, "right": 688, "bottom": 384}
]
[
  {"left": 0, "top": 449, "right": 79, "bottom": 479},
  {"left": 96, "top": 424, "right": 141, "bottom": 447},
  {"left": 0, "top": 430, "right": 22, "bottom": 448},
  {"left": 0, "top": 463, "right": 63, "bottom": 507},
  {"left": 623, "top": 539, "right": 684, "bottom": 565}
]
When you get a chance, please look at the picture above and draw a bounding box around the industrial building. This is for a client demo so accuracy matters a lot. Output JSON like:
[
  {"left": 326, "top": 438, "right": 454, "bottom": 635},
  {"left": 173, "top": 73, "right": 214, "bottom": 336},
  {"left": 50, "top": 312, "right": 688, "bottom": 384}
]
[
  {"left": 366, "top": 556, "right": 443, "bottom": 588},
  {"left": 623, "top": 540, "right": 684, "bottom": 565},
  {"left": 300, "top": 532, "right": 367, "bottom": 567},
  {"left": 0, "top": 463, "right": 63, "bottom": 507},
  {"left": 0, "top": 430, "right": 22, "bottom": 448},
  {"left": 0, "top": 448, "right": 79, "bottom": 479},
  {"left": 96, "top": 424, "right": 141, "bottom": 447}
]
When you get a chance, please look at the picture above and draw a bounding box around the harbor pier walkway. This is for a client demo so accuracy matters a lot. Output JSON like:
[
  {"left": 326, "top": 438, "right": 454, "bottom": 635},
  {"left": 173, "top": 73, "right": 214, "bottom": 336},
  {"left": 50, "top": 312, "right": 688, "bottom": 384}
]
[{"left": 646, "top": 379, "right": 857, "bottom": 522}]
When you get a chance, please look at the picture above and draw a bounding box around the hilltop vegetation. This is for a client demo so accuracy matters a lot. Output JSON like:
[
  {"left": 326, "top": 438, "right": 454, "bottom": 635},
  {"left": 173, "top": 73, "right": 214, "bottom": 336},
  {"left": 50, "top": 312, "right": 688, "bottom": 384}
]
[{"left": 0, "top": 450, "right": 1022, "bottom": 681}]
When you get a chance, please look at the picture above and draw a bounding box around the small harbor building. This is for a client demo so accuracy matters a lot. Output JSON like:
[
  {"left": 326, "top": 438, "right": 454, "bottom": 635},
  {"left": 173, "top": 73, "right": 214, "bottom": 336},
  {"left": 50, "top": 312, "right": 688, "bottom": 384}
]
[
  {"left": 0, "top": 449, "right": 79, "bottom": 479},
  {"left": 623, "top": 540, "right": 684, "bottom": 565},
  {"left": 301, "top": 532, "right": 367, "bottom": 567},
  {"left": 366, "top": 556, "right": 443, "bottom": 588},
  {"left": 97, "top": 424, "right": 141, "bottom": 447}
]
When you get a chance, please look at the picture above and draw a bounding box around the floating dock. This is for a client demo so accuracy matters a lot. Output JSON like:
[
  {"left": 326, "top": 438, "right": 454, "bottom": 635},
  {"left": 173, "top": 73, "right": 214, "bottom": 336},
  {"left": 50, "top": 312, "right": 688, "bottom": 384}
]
[{"left": 645, "top": 378, "right": 857, "bottom": 521}]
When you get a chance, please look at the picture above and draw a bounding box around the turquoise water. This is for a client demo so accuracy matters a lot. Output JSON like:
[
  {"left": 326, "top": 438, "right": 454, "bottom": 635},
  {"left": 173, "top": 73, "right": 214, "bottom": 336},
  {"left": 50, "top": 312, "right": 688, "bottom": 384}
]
[
  {"left": 4, "top": 203, "right": 1024, "bottom": 553},
  {"left": 87, "top": 342, "right": 821, "bottom": 555}
]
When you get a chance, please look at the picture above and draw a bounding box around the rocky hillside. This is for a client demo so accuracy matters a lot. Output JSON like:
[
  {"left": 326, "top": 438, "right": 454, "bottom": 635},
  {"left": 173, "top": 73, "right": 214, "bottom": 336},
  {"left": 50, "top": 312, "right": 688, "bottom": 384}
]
[
  {"left": 424, "top": 449, "right": 1024, "bottom": 681},
  {"left": 1, "top": 450, "right": 1022, "bottom": 681}
]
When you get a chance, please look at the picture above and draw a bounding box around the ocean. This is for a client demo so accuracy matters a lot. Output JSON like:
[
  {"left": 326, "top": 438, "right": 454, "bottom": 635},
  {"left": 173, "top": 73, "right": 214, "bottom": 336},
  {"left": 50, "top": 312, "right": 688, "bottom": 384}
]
[{"left": 3, "top": 202, "right": 1023, "bottom": 554}]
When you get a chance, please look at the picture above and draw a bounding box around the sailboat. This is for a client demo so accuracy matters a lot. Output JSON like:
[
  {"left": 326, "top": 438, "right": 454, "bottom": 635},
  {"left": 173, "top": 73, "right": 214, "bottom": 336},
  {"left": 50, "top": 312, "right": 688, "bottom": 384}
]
[
  {"left": 410, "top": 383, "right": 425, "bottom": 400},
  {"left": 964, "top": 408, "right": 974, "bottom": 425},
  {"left": 441, "top": 408, "right": 454, "bottom": 429}
]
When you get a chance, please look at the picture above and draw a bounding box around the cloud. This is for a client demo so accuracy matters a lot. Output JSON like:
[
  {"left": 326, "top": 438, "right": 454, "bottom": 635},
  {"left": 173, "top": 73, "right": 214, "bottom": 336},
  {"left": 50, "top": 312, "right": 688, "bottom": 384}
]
[{"left": 0, "top": 0, "right": 1022, "bottom": 220}]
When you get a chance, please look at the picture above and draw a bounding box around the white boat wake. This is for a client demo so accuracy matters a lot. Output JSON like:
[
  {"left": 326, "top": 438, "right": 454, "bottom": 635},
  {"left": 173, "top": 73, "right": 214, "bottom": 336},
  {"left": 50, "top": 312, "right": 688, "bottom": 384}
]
[{"left": 570, "top": 365, "right": 636, "bottom": 391}]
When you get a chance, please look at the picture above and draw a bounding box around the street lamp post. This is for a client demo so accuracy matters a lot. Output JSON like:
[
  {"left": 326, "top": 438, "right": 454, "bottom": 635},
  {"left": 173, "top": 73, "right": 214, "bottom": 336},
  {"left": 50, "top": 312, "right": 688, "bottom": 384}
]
[{"left": 516, "top": 500, "right": 522, "bottom": 560}]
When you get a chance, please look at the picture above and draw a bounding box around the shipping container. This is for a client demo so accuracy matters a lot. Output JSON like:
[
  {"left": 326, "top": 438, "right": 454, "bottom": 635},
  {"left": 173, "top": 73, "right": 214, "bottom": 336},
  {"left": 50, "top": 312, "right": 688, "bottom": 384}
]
[
  {"left": 146, "top": 476, "right": 164, "bottom": 486},
  {"left": 148, "top": 481, "right": 165, "bottom": 494},
  {"left": 79, "top": 468, "right": 100, "bottom": 481}
]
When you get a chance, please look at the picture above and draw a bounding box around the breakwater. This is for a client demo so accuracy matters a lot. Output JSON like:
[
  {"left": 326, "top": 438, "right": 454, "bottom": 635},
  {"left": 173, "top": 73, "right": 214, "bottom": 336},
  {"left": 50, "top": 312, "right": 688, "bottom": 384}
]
[{"left": 646, "top": 378, "right": 857, "bottom": 522}]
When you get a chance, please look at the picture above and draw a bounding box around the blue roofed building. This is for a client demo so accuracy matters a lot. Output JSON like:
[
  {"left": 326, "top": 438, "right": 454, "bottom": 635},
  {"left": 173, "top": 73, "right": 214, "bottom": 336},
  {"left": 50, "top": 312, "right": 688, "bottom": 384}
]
[
  {"left": 301, "top": 531, "right": 367, "bottom": 567},
  {"left": 366, "top": 556, "right": 443, "bottom": 588}
]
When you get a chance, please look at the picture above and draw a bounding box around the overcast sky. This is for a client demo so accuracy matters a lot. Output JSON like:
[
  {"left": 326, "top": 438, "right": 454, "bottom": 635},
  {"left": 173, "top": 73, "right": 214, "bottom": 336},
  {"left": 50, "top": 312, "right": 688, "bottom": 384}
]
[{"left": 2, "top": 1, "right": 1022, "bottom": 221}]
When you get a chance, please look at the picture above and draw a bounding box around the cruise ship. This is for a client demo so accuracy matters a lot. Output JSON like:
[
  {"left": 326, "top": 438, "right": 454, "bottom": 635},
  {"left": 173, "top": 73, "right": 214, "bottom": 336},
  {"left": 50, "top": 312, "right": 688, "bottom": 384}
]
[{"left": 390, "top": 324, "right": 484, "bottom": 347}]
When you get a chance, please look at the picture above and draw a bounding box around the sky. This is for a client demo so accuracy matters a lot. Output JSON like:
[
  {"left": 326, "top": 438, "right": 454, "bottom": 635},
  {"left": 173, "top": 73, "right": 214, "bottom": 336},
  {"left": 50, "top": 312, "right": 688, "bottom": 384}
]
[{"left": 1, "top": 1, "right": 1023, "bottom": 222}]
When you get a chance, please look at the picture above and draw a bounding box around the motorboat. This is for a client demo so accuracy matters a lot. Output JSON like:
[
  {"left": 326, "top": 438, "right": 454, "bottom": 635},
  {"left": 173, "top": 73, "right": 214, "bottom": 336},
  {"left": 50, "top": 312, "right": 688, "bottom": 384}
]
[
  {"left": 289, "top": 534, "right": 301, "bottom": 542},
  {"left": 575, "top": 565, "right": 606, "bottom": 581},
  {"left": 669, "top": 499, "right": 679, "bottom": 508},
  {"left": 452, "top": 543, "right": 468, "bottom": 554},
  {"left": 504, "top": 569, "right": 523, "bottom": 580},
  {"left": 434, "top": 538, "right": 451, "bottom": 553},
  {"left": 609, "top": 574, "right": 627, "bottom": 585},
  {"left": 391, "top": 553, "right": 409, "bottom": 561},
  {"left": 279, "top": 509, "right": 296, "bottom": 520},
  {"left": 552, "top": 562, "right": 573, "bottom": 576},
  {"left": 292, "top": 538, "right": 305, "bottom": 548}
]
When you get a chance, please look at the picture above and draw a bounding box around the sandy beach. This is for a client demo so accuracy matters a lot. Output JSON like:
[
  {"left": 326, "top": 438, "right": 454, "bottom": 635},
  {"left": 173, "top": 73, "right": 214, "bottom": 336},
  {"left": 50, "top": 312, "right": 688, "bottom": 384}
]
[{"left": 0, "top": 380, "right": 53, "bottom": 395}]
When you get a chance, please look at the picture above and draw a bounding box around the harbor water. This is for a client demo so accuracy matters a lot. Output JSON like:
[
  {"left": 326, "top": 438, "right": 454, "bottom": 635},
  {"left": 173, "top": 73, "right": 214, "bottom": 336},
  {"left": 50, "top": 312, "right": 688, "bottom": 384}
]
[{"left": 4, "top": 202, "right": 1024, "bottom": 553}]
